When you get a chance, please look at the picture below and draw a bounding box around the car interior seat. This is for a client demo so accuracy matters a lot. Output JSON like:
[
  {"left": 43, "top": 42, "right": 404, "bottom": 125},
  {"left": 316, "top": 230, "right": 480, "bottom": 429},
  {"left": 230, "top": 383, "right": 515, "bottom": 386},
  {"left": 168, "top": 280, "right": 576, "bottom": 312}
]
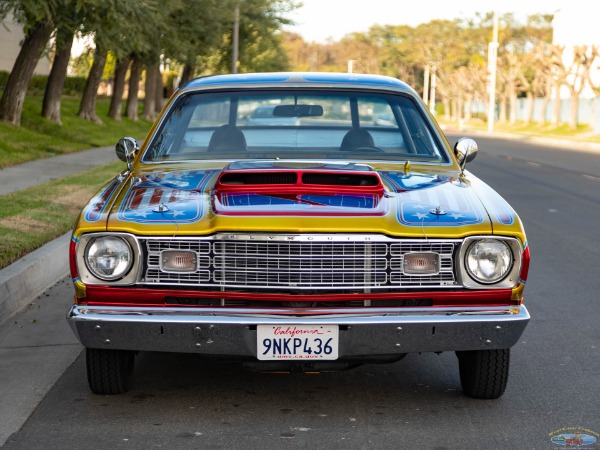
[
  {"left": 207, "top": 124, "right": 247, "bottom": 153},
  {"left": 340, "top": 128, "right": 375, "bottom": 151}
]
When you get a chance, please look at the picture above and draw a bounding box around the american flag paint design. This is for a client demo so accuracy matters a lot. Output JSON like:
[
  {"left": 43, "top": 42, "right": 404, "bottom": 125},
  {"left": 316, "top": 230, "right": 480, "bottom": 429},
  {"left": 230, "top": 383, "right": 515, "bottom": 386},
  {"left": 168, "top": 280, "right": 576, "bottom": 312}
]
[
  {"left": 117, "top": 171, "right": 213, "bottom": 224},
  {"left": 382, "top": 172, "right": 484, "bottom": 227}
]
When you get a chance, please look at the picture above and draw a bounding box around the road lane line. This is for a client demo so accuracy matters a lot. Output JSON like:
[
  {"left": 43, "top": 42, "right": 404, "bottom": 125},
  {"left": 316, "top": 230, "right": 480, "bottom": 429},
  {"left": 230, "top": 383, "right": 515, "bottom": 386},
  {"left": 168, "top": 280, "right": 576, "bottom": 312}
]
[{"left": 582, "top": 174, "right": 600, "bottom": 182}]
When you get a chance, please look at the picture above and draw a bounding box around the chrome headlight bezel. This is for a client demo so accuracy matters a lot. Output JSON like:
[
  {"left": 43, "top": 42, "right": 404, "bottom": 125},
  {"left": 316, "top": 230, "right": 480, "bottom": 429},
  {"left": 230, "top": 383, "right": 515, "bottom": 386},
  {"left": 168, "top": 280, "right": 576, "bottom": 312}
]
[
  {"left": 76, "top": 233, "right": 141, "bottom": 285},
  {"left": 457, "top": 236, "right": 522, "bottom": 289}
]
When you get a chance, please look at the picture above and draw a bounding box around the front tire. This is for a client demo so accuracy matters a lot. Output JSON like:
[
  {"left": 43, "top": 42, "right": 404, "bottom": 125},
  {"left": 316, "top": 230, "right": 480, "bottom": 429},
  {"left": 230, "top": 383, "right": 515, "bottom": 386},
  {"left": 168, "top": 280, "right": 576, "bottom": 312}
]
[
  {"left": 456, "top": 349, "right": 510, "bottom": 399},
  {"left": 86, "top": 348, "right": 135, "bottom": 395}
]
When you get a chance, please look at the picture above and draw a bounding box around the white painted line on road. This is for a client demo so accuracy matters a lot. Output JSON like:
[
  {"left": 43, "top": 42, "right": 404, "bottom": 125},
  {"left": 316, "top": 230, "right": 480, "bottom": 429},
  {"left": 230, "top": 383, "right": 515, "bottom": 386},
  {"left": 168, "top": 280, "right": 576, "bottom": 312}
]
[
  {"left": 526, "top": 161, "right": 541, "bottom": 167},
  {"left": 582, "top": 174, "right": 600, "bottom": 182}
]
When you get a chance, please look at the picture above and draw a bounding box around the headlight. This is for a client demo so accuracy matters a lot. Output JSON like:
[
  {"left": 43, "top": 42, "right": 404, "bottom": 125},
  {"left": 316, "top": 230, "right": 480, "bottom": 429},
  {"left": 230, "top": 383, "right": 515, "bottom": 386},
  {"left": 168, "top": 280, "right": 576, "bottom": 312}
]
[
  {"left": 85, "top": 236, "right": 133, "bottom": 281},
  {"left": 465, "top": 238, "right": 513, "bottom": 284}
]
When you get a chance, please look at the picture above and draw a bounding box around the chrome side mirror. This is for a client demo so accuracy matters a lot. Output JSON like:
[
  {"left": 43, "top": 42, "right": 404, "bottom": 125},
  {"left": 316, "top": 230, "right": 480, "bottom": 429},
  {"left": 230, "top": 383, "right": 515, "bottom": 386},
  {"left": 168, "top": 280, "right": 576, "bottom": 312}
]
[
  {"left": 116, "top": 137, "right": 140, "bottom": 170},
  {"left": 454, "top": 137, "right": 478, "bottom": 171}
]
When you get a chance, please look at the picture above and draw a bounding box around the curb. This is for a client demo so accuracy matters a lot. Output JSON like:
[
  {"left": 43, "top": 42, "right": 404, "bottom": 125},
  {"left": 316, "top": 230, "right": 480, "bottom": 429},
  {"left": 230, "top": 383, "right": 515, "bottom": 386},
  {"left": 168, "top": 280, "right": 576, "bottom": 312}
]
[{"left": 0, "top": 232, "right": 71, "bottom": 325}]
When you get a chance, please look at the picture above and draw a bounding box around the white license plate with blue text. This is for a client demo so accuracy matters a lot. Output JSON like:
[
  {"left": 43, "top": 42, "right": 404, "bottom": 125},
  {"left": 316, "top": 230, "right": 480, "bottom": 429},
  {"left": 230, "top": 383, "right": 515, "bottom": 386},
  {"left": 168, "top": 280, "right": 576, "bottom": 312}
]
[{"left": 257, "top": 325, "right": 339, "bottom": 360}]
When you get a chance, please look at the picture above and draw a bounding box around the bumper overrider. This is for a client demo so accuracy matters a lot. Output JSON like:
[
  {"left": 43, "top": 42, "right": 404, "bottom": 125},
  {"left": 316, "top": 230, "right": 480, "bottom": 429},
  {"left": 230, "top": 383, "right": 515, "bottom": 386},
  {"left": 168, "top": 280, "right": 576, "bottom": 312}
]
[{"left": 67, "top": 305, "right": 530, "bottom": 358}]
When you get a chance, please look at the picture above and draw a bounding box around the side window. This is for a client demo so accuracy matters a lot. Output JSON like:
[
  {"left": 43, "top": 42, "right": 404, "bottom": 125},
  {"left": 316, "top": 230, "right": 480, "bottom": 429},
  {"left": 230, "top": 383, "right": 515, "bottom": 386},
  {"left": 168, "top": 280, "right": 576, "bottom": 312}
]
[
  {"left": 189, "top": 97, "right": 230, "bottom": 127},
  {"left": 358, "top": 97, "right": 397, "bottom": 128},
  {"left": 357, "top": 96, "right": 405, "bottom": 151}
]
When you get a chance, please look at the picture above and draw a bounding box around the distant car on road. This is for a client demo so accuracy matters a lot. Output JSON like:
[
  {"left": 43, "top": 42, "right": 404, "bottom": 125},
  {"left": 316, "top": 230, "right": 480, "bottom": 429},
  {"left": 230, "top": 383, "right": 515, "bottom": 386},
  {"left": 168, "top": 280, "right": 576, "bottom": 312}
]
[{"left": 67, "top": 72, "right": 530, "bottom": 399}]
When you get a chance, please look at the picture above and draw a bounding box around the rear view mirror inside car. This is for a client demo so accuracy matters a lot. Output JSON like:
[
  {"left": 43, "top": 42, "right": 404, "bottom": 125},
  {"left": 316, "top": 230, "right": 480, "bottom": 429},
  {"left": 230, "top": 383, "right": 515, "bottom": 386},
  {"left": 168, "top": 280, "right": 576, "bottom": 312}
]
[{"left": 273, "top": 104, "right": 323, "bottom": 117}]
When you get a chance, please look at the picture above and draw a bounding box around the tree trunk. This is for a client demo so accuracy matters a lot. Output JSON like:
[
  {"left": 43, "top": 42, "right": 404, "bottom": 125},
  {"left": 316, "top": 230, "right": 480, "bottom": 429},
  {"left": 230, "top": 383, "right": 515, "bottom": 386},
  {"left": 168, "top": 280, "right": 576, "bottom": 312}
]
[
  {"left": 78, "top": 45, "right": 108, "bottom": 123},
  {"left": 499, "top": 96, "right": 507, "bottom": 123},
  {"left": 541, "top": 79, "right": 552, "bottom": 123},
  {"left": 540, "top": 94, "right": 550, "bottom": 123},
  {"left": 42, "top": 29, "right": 74, "bottom": 124},
  {"left": 451, "top": 99, "right": 457, "bottom": 122},
  {"left": 569, "top": 93, "right": 579, "bottom": 129},
  {"left": 509, "top": 84, "right": 517, "bottom": 125},
  {"left": 181, "top": 63, "right": 195, "bottom": 85},
  {"left": 525, "top": 92, "right": 534, "bottom": 124},
  {"left": 0, "top": 20, "right": 54, "bottom": 125},
  {"left": 464, "top": 94, "right": 473, "bottom": 122},
  {"left": 142, "top": 63, "right": 158, "bottom": 121},
  {"left": 108, "top": 56, "right": 131, "bottom": 120},
  {"left": 443, "top": 99, "right": 451, "bottom": 121},
  {"left": 154, "top": 65, "right": 163, "bottom": 115},
  {"left": 552, "top": 83, "right": 561, "bottom": 127},
  {"left": 126, "top": 56, "right": 143, "bottom": 121}
]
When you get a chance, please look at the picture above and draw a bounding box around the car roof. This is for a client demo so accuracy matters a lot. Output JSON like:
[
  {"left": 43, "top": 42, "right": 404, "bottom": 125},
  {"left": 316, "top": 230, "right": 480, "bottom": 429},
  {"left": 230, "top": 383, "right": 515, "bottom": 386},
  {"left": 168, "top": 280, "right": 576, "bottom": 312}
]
[{"left": 181, "top": 72, "right": 414, "bottom": 94}]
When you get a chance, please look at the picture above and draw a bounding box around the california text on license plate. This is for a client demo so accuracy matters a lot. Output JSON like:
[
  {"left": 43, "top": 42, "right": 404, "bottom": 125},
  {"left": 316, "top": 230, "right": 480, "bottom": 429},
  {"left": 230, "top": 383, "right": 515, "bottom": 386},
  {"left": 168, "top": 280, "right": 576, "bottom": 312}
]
[{"left": 257, "top": 325, "right": 339, "bottom": 360}]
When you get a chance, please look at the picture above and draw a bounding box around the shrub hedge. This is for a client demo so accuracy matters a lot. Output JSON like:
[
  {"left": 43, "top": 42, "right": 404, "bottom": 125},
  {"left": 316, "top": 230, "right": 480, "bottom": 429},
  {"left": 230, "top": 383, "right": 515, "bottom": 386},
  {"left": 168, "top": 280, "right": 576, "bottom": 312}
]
[{"left": 0, "top": 71, "right": 87, "bottom": 96}]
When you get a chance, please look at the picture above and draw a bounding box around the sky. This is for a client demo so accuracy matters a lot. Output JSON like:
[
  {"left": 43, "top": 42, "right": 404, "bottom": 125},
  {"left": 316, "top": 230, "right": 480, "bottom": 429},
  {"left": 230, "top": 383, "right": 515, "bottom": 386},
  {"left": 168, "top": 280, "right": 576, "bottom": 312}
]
[{"left": 283, "top": 0, "right": 571, "bottom": 43}]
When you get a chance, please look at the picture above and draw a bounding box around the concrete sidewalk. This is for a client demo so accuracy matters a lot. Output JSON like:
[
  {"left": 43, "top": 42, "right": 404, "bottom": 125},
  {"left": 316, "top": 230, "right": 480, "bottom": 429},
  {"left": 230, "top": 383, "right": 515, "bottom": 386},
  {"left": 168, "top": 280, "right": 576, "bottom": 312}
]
[
  {"left": 0, "top": 146, "right": 115, "bottom": 196},
  {"left": 0, "top": 147, "right": 116, "bottom": 445},
  {"left": 0, "top": 145, "right": 117, "bottom": 325}
]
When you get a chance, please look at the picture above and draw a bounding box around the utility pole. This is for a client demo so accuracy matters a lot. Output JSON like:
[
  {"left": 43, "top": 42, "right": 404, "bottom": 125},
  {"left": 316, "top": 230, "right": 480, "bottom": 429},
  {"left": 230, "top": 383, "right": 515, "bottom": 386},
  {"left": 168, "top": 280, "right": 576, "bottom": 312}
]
[
  {"left": 347, "top": 60, "right": 355, "bottom": 74},
  {"left": 487, "top": 11, "right": 499, "bottom": 132},
  {"left": 231, "top": 5, "right": 240, "bottom": 74}
]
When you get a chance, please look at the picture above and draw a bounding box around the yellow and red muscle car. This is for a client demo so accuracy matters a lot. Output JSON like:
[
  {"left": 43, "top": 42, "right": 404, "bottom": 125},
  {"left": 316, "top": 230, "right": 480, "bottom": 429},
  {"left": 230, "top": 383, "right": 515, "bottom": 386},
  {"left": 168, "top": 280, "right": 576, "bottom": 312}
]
[{"left": 67, "top": 72, "right": 530, "bottom": 398}]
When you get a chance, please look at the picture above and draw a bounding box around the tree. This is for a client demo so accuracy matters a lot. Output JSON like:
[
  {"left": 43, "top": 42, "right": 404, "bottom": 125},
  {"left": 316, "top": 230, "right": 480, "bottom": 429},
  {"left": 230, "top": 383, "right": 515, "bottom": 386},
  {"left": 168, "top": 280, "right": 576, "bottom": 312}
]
[
  {"left": 77, "top": 0, "right": 159, "bottom": 122},
  {"left": 107, "top": 55, "right": 131, "bottom": 120},
  {"left": 204, "top": 0, "right": 296, "bottom": 74},
  {"left": 42, "top": 26, "right": 74, "bottom": 124},
  {"left": 161, "top": 0, "right": 235, "bottom": 82},
  {"left": 0, "top": 2, "right": 55, "bottom": 125},
  {"left": 141, "top": 60, "right": 159, "bottom": 120},
  {"left": 125, "top": 55, "right": 143, "bottom": 121},
  {"left": 78, "top": 43, "right": 108, "bottom": 122},
  {"left": 562, "top": 45, "right": 598, "bottom": 129},
  {"left": 41, "top": 0, "right": 91, "bottom": 124}
]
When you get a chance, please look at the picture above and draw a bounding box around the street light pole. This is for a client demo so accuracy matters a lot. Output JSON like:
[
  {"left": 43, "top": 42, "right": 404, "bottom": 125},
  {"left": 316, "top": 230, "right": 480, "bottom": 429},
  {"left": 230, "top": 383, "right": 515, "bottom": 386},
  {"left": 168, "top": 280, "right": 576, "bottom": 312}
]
[{"left": 487, "top": 11, "right": 499, "bottom": 132}]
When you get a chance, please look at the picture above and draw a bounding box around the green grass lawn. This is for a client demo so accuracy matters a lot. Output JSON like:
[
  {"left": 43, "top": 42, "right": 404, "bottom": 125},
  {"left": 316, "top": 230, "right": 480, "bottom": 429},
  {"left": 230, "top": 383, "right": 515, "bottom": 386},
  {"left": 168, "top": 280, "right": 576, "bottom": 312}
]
[
  {"left": 439, "top": 118, "right": 600, "bottom": 144},
  {"left": 0, "top": 161, "right": 124, "bottom": 269},
  {"left": 0, "top": 95, "right": 152, "bottom": 168},
  {"left": 0, "top": 92, "right": 152, "bottom": 269}
]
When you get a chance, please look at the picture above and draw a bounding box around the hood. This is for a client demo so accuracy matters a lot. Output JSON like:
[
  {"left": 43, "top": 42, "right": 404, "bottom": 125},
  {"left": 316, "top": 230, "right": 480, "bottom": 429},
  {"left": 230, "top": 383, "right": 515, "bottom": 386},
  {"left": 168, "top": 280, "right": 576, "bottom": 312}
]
[{"left": 76, "top": 161, "right": 523, "bottom": 239}]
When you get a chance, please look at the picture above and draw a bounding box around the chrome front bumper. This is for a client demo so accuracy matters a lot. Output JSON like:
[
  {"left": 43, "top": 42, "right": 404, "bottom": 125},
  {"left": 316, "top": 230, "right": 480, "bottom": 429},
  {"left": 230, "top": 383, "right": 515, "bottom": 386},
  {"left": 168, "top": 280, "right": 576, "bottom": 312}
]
[{"left": 67, "top": 305, "right": 530, "bottom": 357}]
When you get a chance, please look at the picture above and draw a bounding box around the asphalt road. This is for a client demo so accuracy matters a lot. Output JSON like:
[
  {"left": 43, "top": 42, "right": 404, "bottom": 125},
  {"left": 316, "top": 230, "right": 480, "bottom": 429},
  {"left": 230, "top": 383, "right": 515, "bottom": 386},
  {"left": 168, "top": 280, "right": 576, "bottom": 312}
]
[{"left": 3, "top": 134, "right": 600, "bottom": 449}]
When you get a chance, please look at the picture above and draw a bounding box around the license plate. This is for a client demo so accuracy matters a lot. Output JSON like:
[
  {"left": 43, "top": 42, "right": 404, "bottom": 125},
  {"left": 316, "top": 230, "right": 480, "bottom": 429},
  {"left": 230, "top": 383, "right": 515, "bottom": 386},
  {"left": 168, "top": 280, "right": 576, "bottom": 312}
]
[{"left": 257, "top": 325, "right": 339, "bottom": 360}]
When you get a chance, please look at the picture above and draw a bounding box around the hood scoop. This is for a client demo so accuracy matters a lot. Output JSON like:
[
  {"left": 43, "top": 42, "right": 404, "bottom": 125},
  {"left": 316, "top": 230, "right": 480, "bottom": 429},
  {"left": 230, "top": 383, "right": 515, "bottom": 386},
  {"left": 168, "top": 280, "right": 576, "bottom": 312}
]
[
  {"left": 218, "top": 170, "right": 381, "bottom": 188},
  {"left": 213, "top": 167, "right": 388, "bottom": 216}
]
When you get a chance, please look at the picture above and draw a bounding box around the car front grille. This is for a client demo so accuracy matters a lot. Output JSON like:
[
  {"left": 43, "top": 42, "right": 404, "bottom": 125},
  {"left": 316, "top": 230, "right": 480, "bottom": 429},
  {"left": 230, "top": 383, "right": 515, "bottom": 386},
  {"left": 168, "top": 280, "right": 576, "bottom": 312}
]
[{"left": 140, "top": 234, "right": 459, "bottom": 291}]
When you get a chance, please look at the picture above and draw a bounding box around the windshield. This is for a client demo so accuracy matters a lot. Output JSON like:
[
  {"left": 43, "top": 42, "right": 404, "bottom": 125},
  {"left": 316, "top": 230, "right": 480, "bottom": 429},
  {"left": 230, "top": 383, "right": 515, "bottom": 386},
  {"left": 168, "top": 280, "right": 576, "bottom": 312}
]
[{"left": 143, "top": 89, "right": 448, "bottom": 163}]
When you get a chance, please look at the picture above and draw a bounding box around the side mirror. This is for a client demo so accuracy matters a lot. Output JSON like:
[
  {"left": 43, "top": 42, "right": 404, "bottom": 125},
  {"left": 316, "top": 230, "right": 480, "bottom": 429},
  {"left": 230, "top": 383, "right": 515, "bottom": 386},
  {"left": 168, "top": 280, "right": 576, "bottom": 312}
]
[
  {"left": 116, "top": 137, "right": 139, "bottom": 170},
  {"left": 454, "top": 137, "right": 478, "bottom": 171}
]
